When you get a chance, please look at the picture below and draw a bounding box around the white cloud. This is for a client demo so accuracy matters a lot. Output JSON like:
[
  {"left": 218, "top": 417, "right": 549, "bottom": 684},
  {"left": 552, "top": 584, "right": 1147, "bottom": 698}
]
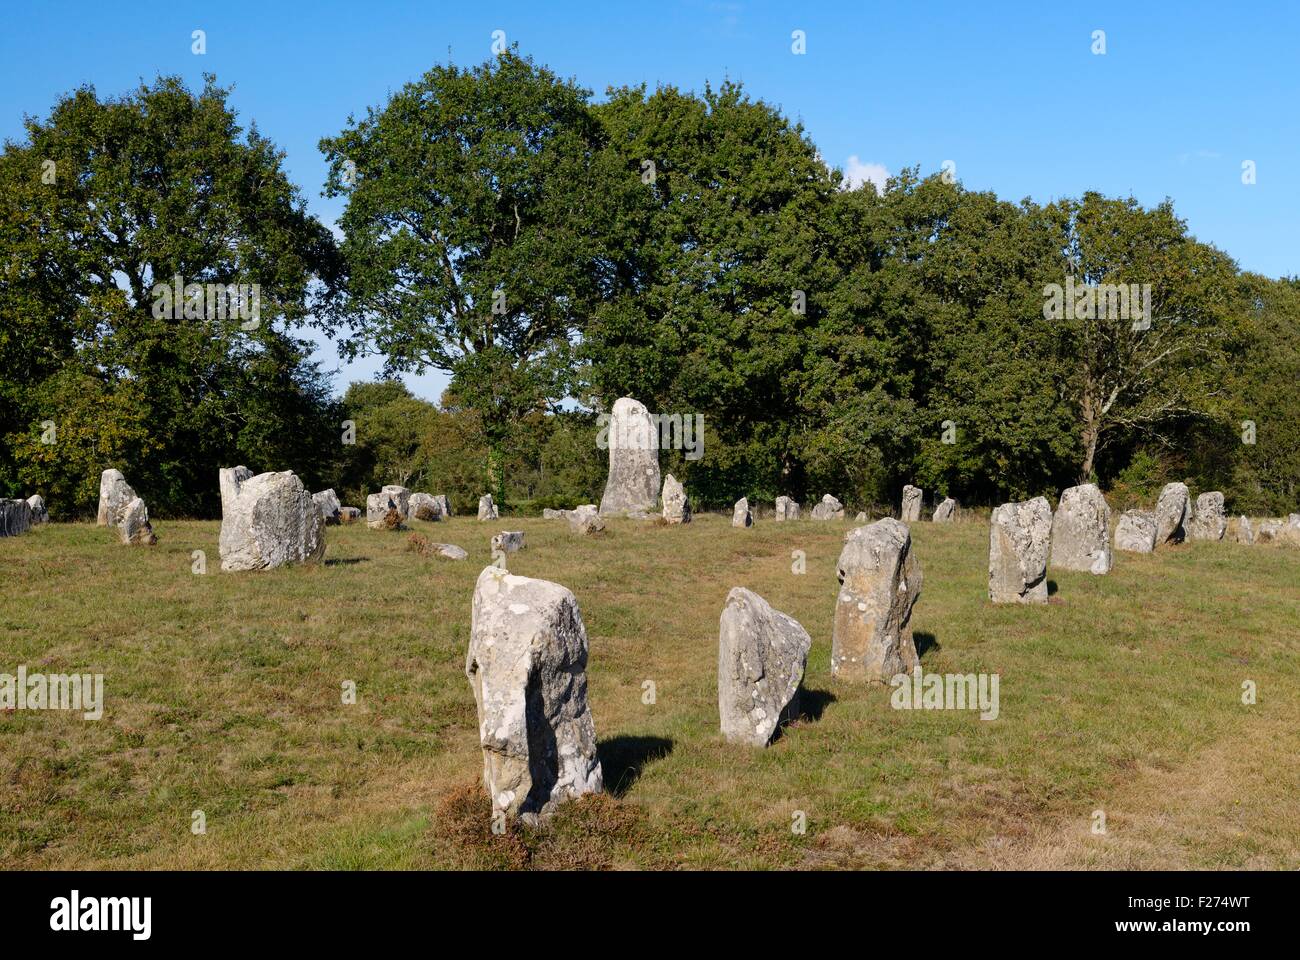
[{"left": 842, "top": 155, "right": 889, "bottom": 193}]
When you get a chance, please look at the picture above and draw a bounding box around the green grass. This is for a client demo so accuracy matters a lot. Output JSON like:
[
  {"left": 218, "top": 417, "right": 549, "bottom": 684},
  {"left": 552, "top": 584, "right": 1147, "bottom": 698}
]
[{"left": 2, "top": 514, "right": 1298, "bottom": 869}]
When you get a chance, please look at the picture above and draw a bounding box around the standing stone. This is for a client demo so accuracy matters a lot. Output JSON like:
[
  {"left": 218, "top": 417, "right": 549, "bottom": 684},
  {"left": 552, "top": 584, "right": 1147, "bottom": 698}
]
[
  {"left": 1188, "top": 492, "right": 1226, "bottom": 541},
  {"left": 433, "top": 494, "right": 452, "bottom": 517},
  {"left": 219, "top": 466, "right": 253, "bottom": 518},
  {"left": 831, "top": 518, "right": 923, "bottom": 682},
  {"left": 599, "top": 396, "right": 660, "bottom": 517},
  {"left": 491, "top": 530, "right": 525, "bottom": 554},
  {"left": 1154, "top": 482, "right": 1191, "bottom": 545},
  {"left": 1114, "top": 510, "right": 1158, "bottom": 553},
  {"left": 932, "top": 498, "right": 957, "bottom": 523},
  {"left": 854, "top": 511, "right": 867, "bottom": 523},
  {"left": 380, "top": 485, "right": 411, "bottom": 519},
  {"left": 1050, "top": 483, "right": 1112, "bottom": 574},
  {"left": 661, "top": 474, "right": 691, "bottom": 524},
  {"left": 0, "top": 499, "right": 32, "bottom": 537},
  {"left": 567, "top": 504, "right": 605, "bottom": 535},
  {"left": 901, "top": 485, "right": 923, "bottom": 522},
  {"left": 732, "top": 497, "right": 753, "bottom": 528},
  {"left": 367, "top": 491, "right": 405, "bottom": 529},
  {"left": 811, "top": 494, "right": 845, "bottom": 521},
  {"left": 1232, "top": 516, "right": 1255, "bottom": 545},
  {"left": 24, "top": 495, "right": 48, "bottom": 524},
  {"left": 338, "top": 507, "right": 361, "bottom": 524},
  {"left": 465, "top": 566, "right": 603, "bottom": 824},
  {"left": 118, "top": 497, "right": 157, "bottom": 545},
  {"left": 313, "top": 489, "right": 342, "bottom": 525},
  {"left": 409, "top": 492, "right": 442, "bottom": 521},
  {"left": 97, "top": 469, "right": 137, "bottom": 527},
  {"left": 542, "top": 508, "right": 565, "bottom": 519},
  {"left": 1257, "top": 519, "right": 1283, "bottom": 543},
  {"left": 718, "top": 588, "right": 812, "bottom": 746},
  {"left": 774, "top": 496, "right": 801, "bottom": 521},
  {"left": 988, "top": 497, "right": 1052, "bottom": 604},
  {"left": 477, "top": 494, "right": 498, "bottom": 521},
  {"left": 219, "top": 470, "right": 325, "bottom": 571}
]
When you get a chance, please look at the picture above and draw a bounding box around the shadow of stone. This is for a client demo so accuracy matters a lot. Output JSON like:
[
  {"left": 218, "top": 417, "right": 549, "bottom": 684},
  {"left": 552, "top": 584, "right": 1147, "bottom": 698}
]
[
  {"left": 914, "top": 631, "right": 940, "bottom": 657},
  {"left": 597, "top": 735, "right": 674, "bottom": 798},
  {"left": 325, "top": 557, "right": 369, "bottom": 566},
  {"left": 1047, "top": 579, "right": 1059, "bottom": 596}
]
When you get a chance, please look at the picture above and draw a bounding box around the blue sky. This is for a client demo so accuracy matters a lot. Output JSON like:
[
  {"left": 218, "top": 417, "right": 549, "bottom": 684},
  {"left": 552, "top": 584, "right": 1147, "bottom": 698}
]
[{"left": 2, "top": 1, "right": 1295, "bottom": 401}]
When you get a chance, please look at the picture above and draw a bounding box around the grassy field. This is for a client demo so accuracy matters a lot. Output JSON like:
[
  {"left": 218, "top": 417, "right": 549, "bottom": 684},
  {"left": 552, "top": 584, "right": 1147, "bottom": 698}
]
[{"left": 2, "top": 512, "right": 1298, "bottom": 870}]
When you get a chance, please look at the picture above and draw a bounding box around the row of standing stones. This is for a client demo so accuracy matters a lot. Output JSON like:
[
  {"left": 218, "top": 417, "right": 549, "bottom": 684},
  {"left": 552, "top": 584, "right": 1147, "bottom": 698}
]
[{"left": 19, "top": 398, "right": 1296, "bottom": 827}]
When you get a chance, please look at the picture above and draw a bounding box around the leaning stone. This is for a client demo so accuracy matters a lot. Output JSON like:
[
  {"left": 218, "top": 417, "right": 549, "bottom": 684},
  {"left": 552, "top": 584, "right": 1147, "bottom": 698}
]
[
  {"left": 811, "top": 494, "right": 845, "bottom": 521},
  {"left": 661, "top": 474, "right": 692, "bottom": 524},
  {"left": 988, "top": 497, "right": 1052, "bottom": 604},
  {"left": 774, "top": 496, "right": 801, "bottom": 521},
  {"left": 313, "top": 488, "right": 342, "bottom": 524},
  {"left": 901, "top": 485, "right": 923, "bottom": 522},
  {"left": 1115, "top": 510, "right": 1158, "bottom": 553},
  {"left": 491, "top": 530, "right": 525, "bottom": 554},
  {"left": 1050, "top": 483, "right": 1112, "bottom": 574},
  {"left": 599, "top": 396, "right": 660, "bottom": 517},
  {"left": 97, "top": 469, "right": 138, "bottom": 527},
  {"left": 732, "top": 497, "right": 753, "bottom": 527},
  {"left": 25, "top": 495, "right": 48, "bottom": 524},
  {"left": 1154, "top": 482, "right": 1190, "bottom": 545},
  {"left": 718, "top": 588, "right": 812, "bottom": 746},
  {"left": 932, "top": 498, "right": 957, "bottom": 523},
  {"left": 0, "top": 499, "right": 32, "bottom": 537},
  {"left": 409, "top": 492, "right": 442, "bottom": 521},
  {"left": 831, "top": 518, "right": 923, "bottom": 682},
  {"left": 219, "top": 470, "right": 325, "bottom": 571},
  {"left": 465, "top": 566, "right": 603, "bottom": 824},
  {"left": 1188, "top": 492, "right": 1227, "bottom": 541},
  {"left": 477, "top": 494, "right": 498, "bottom": 521},
  {"left": 119, "top": 497, "right": 157, "bottom": 545}
]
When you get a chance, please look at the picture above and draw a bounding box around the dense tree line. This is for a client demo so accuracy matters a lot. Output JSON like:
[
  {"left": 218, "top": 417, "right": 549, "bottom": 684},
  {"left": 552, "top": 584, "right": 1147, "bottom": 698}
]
[{"left": 3, "top": 54, "right": 1297, "bottom": 518}]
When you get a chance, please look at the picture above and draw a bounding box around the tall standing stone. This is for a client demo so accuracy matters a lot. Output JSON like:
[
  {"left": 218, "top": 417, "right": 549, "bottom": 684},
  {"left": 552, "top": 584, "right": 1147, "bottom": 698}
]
[
  {"left": 119, "top": 497, "right": 157, "bottom": 545},
  {"left": 465, "top": 566, "right": 603, "bottom": 824},
  {"left": 1050, "top": 483, "right": 1112, "bottom": 574},
  {"left": 661, "top": 474, "right": 691, "bottom": 524},
  {"left": 97, "top": 469, "right": 137, "bottom": 527},
  {"left": 1188, "top": 492, "right": 1227, "bottom": 541},
  {"left": 477, "top": 494, "right": 498, "bottom": 521},
  {"left": 599, "top": 397, "right": 660, "bottom": 517},
  {"left": 811, "top": 494, "right": 845, "bottom": 521},
  {"left": 988, "top": 497, "right": 1052, "bottom": 604},
  {"left": 774, "top": 496, "right": 800, "bottom": 521},
  {"left": 901, "top": 485, "right": 923, "bottom": 522},
  {"left": 1154, "top": 482, "right": 1190, "bottom": 546},
  {"left": 732, "top": 497, "right": 753, "bottom": 527},
  {"left": 219, "top": 470, "right": 325, "bottom": 571},
  {"left": 718, "top": 588, "right": 812, "bottom": 746},
  {"left": 932, "top": 498, "right": 957, "bottom": 523},
  {"left": 831, "top": 518, "right": 923, "bottom": 682}
]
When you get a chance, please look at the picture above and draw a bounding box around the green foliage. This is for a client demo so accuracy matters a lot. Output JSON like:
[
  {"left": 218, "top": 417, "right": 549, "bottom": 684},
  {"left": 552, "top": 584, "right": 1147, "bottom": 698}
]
[{"left": 0, "top": 75, "right": 340, "bottom": 516}]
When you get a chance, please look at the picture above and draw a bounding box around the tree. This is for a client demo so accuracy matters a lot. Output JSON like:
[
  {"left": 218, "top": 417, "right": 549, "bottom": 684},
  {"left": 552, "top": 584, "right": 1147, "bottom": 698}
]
[
  {"left": 1045, "top": 193, "right": 1243, "bottom": 482},
  {"left": 319, "top": 50, "right": 631, "bottom": 505},
  {"left": 0, "top": 75, "right": 340, "bottom": 515}
]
